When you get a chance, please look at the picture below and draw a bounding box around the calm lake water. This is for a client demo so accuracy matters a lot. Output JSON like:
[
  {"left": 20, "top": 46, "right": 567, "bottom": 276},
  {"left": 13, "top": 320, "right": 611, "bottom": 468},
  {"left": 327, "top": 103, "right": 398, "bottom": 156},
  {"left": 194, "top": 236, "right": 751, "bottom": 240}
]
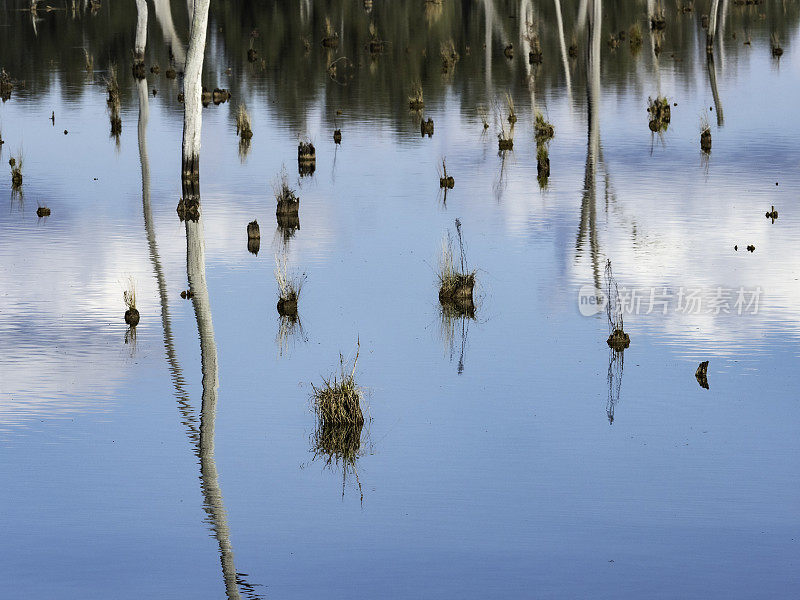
[{"left": 1, "top": 1, "right": 799, "bottom": 598}]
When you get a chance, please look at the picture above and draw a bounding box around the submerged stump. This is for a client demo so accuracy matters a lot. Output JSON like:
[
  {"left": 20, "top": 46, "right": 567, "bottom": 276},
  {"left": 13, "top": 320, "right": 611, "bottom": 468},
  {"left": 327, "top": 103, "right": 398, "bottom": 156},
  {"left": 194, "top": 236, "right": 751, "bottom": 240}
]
[
  {"left": 125, "top": 308, "right": 140, "bottom": 326},
  {"left": 607, "top": 329, "right": 630, "bottom": 351}
]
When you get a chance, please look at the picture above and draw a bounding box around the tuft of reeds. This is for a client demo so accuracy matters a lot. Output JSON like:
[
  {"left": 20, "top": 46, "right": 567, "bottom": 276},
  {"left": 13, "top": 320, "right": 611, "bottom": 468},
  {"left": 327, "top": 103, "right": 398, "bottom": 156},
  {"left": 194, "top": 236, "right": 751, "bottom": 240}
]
[
  {"left": 505, "top": 93, "right": 517, "bottom": 124},
  {"left": 10, "top": 153, "right": 22, "bottom": 188},
  {"left": 322, "top": 17, "right": 339, "bottom": 48},
  {"left": 477, "top": 105, "right": 490, "bottom": 130},
  {"left": 84, "top": 49, "right": 94, "bottom": 72},
  {"left": 605, "top": 260, "right": 629, "bottom": 350},
  {"left": 36, "top": 205, "right": 51, "bottom": 218},
  {"left": 438, "top": 158, "right": 455, "bottom": 189},
  {"left": 105, "top": 64, "right": 120, "bottom": 105},
  {"left": 333, "top": 128, "right": 342, "bottom": 144},
  {"left": 650, "top": 9, "right": 666, "bottom": 31},
  {"left": 275, "top": 252, "right": 306, "bottom": 317},
  {"left": 0, "top": 68, "right": 14, "bottom": 100},
  {"left": 438, "top": 219, "right": 475, "bottom": 304},
  {"left": 312, "top": 342, "right": 364, "bottom": 428},
  {"left": 503, "top": 43, "right": 514, "bottom": 59},
  {"left": 274, "top": 168, "right": 300, "bottom": 216},
  {"left": 408, "top": 81, "right": 424, "bottom": 110},
  {"left": 297, "top": 140, "right": 316, "bottom": 176},
  {"left": 535, "top": 111, "right": 555, "bottom": 143},
  {"left": 236, "top": 103, "right": 253, "bottom": 139},
  {"left": 647, "top": 96, "right": 671, "bottom": 132},
  {"left": 700, "top": 114, "right": 712, "bottom": 153},
  {"left": 765, "top": 205, "right": 778, "bottom": 222},
  {"left": 629, "top": 23, "right": 643, "bottom": 51},
  {"left": 771, "top": 32, "right": 783, "bottom": 57},
  {"left": 536, "top": 144, "right": 550, "bottom": 184},
  {"left": 421, "top": 117, "right": 434, "bottom": 137},
  {"left": 524, "top": 20, "right": 543, "bottom": 64},
  {"left": 123, "top": 277, "right": 140, "bottom": 326},
  {"left": 440, "top": 39, "right": 459, "bottom": 73},
  {"left": 367, "top": 22, "right": 385, "bottom": 54}
]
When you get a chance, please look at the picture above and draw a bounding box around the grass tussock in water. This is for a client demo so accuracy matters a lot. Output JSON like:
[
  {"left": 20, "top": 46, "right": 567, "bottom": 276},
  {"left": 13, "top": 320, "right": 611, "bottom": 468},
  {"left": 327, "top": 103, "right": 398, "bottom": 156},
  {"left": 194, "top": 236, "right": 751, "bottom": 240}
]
[
  {"left": 477, "top": 104, "right": 490, "bottom": 130},
  {"left": 10, "top": 153, "right": 22, "bottom": 188},
  {"left": 440, "top": 39, "right": 459, "bottom": 73},
  {"left": 274, "top": 252, "right": 305, "bottom": 314},
  {"left": 438, "top": 219, "right": 475, "bottom": 303},
  {"left": 535, "top": 111, "right": 555, "bottom": 143},
  {"left": 236, "top": 103, "right": 253, "bottom": 139},
  {"left": 123, "top": 276, "right": 140, "bottom": 326},
  {"left": 629, "top": 23, "right": 643, "bottom": 51},
  {"left": 274, "top": 168, "right": 300, "bottom": 215},
  {"left": 438, "top": 157, "right": 454, "bottom": 189},
  {"left": 312, "top": 343, "right": 364, "bottom": 428},
  {"left": 505, "top": 92, "right": 517, "bottom": 124},
  {"left": 408, "top": 81, "right": 424, "bottom": 110},
  {"left": 605, "top": 260, "right": 629, "bottom": 350},
  {"left": 700, "top": 113, "right": 711, "bottom": 153},
  {"left": 647, "top": 96, "right": 671, "bottom": 132}
]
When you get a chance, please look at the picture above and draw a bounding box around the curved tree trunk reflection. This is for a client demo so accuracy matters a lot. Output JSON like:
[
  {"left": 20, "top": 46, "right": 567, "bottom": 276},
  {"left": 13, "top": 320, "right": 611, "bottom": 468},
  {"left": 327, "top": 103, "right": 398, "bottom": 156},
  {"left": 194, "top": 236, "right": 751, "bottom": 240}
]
[
  {"left": 707, "top": 53, "right": 724, "bottom": 127},
  {"left": 152, "top": 0, "right": 186, "bottom": 68},
  {"left": 186, "top": 216, "right": 243, "bottom": 600}
]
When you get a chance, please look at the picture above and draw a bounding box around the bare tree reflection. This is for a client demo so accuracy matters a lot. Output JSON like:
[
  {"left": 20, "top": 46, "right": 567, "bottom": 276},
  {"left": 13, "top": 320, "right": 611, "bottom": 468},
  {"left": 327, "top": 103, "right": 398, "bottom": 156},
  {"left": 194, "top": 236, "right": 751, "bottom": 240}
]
[
  {"left": 606, "top": 347, "right": 623, "bottom": 424},
  {"left": 576, "top": 0, "right": 603, "bottom": 294}
]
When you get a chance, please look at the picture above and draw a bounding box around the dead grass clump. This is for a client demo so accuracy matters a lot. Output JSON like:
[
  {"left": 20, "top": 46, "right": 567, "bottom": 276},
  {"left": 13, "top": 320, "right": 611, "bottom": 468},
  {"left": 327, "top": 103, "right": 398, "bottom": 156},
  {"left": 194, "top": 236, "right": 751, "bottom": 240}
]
[
  {"left": 123, "top": 277, "right": 140, "bottom": 326},
  {"left": 10, "top": 153, "right": 22, "bottom": 188},
  {"left": 438, "top": 219, "right": 475, "bottom": 304},
  {"left": 0, "top": 69, "right": 13, "bottom": 101},
  {"left": 438, "top": 158, "right": 454, "bottom": 189},
  {"left": 213, "top": 88, "right": 231, "bottom": 105},
  {"left": 165, "top": 67, "right": 176, "bottom": 79},
  {"left": 536, "top": 144, "right": 550, "bottom": 184},
  {"left": 275, "top": 168, "right": 300, "bottom": 217},
  {"left": 247, "top": 219, "right": 260, "bottom": 240},
  {"left": 368, "top": 23, "right": 385, "bottom": 54},
  {"left": 650, "top": 10, "right": 666, "bottom": 30},
  {"left": 771, "top": 32, "right": 783, "bottom": 57},
  {"left": 322, "top": 17, "right": 339, "bottom": 48},
  {"left": 440, "top": 39, "right": 460, "bottom": 73},
  {"left": 408, "top": 81, "right": 424, "bottom": 110},
  {"left": 629, "top": 23, "right": 643, "bottom": 51},
  {"left": 421, "top": 117, "right": 434, "bottom": 137},
  {"left": 524, "top": 20, "right": 543, "bottom": 64},
  {"left": 275, "top": 253, "right": 305, "bottom": 317},
  {"left": 535, "top": 111, "right": 555, "bottom": 143},
  {"left": 605, "top": 260, "right": 629, "bottom": 350},
  {"left": 298, "top": 140, "right": 315, "bottom": 162},
  {"left": 505, "top": 93, "right": 517, "bottom": 124},
  {"left": 647, "top": 96, "right": 671, "bottom": 132},
  {"left": 700, "top": 114, "right": 712, "bottom": 153},
  {"left": 105, "top": 65, "right": 120, "bottom": 105},
  {"left": 477, "top": 105, "right": 490, "bottom": 130},
  {"left": 312, "top": 343, "right": 364, "bottom": 427},
  {"left": 333, "top": 129, "right": 342, "bottom": 144},
  {"left": 36, "top": 205, "right": 51, "bottom": 217},
  {"left": 765, "top": 205, "right": 778, "bottom": 222},
  {"left": 84, "top": 49, "right": 94, "bottom": 72},
  {"left": 504, "top": 44, "right": 514, "bottom": 59},
  {"left": 236, "top": 104, "right": 253, "bottom": 139}
]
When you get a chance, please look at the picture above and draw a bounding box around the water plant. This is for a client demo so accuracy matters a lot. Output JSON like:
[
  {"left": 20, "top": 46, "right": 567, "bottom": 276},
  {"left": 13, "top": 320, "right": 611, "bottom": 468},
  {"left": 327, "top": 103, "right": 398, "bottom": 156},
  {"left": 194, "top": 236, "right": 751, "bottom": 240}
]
[
  {"left": 236, "top": 104, "right": 253, "bottom": 139},
  {"left": 312, "top": 342, "right": 364, "bottom": 428},
  {"left": 605, "top": 260, "right": 630, "bottom": 350},
  {"left": 123, "top": 277, "right": 140, "bottom": 326},
  {"left": 438, "top": 219, "right": 475, "bottom": 305}
]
